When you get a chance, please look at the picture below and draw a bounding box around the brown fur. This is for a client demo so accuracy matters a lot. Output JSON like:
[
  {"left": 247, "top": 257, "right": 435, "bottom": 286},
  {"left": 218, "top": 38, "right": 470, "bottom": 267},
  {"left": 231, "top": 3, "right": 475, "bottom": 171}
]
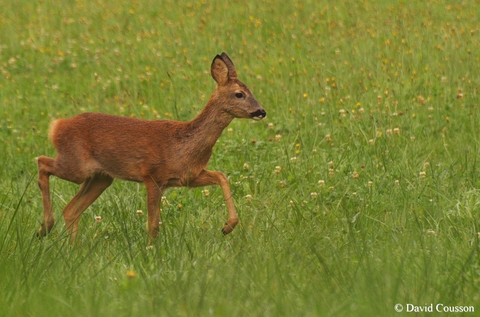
[{"left": 37, "top": 53, "right": 266, "bottom": 243}]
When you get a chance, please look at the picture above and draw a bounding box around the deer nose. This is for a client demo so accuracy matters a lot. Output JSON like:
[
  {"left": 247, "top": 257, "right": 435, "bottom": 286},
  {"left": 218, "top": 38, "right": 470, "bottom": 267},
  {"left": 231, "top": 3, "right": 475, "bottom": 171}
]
[{"left": 250, "top": 109, "right": 266, "bottom": 121}]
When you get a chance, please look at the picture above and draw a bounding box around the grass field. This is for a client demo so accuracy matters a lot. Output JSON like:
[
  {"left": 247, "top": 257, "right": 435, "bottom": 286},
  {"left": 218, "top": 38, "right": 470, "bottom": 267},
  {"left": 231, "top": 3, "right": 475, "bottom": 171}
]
[{"left": 1, "top": 0, "right": 480, "bottom": 316}]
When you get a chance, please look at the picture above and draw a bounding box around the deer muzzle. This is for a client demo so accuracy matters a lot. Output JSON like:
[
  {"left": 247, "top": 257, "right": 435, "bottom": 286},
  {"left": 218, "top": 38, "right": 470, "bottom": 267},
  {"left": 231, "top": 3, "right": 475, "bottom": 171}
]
[{"left": 250, "top": 109, "right": 267, "bottom": 121}]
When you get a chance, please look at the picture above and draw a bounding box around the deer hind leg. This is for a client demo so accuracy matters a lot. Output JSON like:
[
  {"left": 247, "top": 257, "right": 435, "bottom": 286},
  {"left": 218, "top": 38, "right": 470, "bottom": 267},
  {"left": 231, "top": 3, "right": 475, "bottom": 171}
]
[
  {"left": 37, "top": 154, "right": 93, "bottom": 237},
  {"left": 189, "top": 170, "right": 239, "bottom": 235},
  {"left": 37, "top": 156, "right": 56, "bottom": 236},
  {"left": 63, "top": 174, "right": 113, "bottom": 243}
]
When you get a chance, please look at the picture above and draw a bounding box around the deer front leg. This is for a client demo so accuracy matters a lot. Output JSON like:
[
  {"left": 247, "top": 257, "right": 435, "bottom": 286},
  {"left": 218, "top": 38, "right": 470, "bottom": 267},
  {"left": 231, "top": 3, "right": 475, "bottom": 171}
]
[
  {"left": 189, "top": 170, "right": 238, "bottom": 235},
  {"left": 144, "top": 178, "right": 163, "bottom": 241}
]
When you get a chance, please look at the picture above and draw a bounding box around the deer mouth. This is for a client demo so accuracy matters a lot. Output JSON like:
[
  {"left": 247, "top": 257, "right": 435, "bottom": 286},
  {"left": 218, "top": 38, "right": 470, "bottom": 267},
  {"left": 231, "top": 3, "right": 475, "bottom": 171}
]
[{"left": 250, "top": 109, "right": 267, "bottom": 121}]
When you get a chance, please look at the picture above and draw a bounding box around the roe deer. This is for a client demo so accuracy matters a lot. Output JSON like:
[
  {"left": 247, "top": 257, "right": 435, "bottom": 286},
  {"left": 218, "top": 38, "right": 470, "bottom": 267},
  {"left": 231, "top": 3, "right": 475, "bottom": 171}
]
[{"left": 37, "top": 52, "right": 266, "bottom": 242}]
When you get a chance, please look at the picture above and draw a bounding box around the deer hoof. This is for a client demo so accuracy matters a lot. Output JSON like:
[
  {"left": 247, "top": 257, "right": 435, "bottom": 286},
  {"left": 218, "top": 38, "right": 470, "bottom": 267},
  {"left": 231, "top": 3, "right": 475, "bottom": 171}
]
[
  {"left": 221, "top": 227, "right": 230, "bottom": 235},
  {"left": 221, "top": 221, "right": 236, "bottom": 235},
  {"left": 36, "top": 223, "right": 53, "bottom": 238},
  {"left": 36, "top": 229, "right": 46, "bottom": 239}
]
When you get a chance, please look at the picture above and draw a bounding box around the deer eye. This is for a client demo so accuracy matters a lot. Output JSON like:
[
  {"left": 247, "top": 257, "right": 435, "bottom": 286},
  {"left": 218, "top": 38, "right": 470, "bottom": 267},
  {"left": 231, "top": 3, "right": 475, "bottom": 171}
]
[{"left": 235, "top": 92, "right": 245, "bottom": 99}]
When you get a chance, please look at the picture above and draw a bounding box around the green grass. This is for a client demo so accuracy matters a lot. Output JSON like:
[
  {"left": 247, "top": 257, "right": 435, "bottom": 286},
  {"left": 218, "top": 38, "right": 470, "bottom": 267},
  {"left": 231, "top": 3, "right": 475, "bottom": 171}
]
[{"left": 1, "top": 0, "right": 480, "bottom": 316}]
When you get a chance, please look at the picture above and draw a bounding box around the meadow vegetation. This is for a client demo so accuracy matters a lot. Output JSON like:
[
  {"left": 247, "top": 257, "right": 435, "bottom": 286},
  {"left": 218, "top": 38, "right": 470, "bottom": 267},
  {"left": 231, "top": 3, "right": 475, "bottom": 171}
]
[{"left": 1, "top": 0, "right": 479, "bottom": 316}]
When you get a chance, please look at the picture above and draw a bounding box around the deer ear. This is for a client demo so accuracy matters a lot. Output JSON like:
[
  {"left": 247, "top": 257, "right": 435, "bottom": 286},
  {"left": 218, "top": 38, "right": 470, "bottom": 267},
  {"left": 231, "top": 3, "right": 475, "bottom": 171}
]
[
  {"left": 211, "top": 52, "right": 237, "bottom": 85},
  {"left": 220, "top": 52, "right": 237, "bottom": 78}
]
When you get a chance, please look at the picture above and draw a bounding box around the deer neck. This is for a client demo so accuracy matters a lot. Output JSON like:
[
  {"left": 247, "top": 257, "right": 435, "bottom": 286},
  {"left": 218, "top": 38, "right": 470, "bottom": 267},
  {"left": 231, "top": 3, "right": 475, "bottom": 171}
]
[{"left": 186, "top": 99, "right": 233, "bottom": 150}]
